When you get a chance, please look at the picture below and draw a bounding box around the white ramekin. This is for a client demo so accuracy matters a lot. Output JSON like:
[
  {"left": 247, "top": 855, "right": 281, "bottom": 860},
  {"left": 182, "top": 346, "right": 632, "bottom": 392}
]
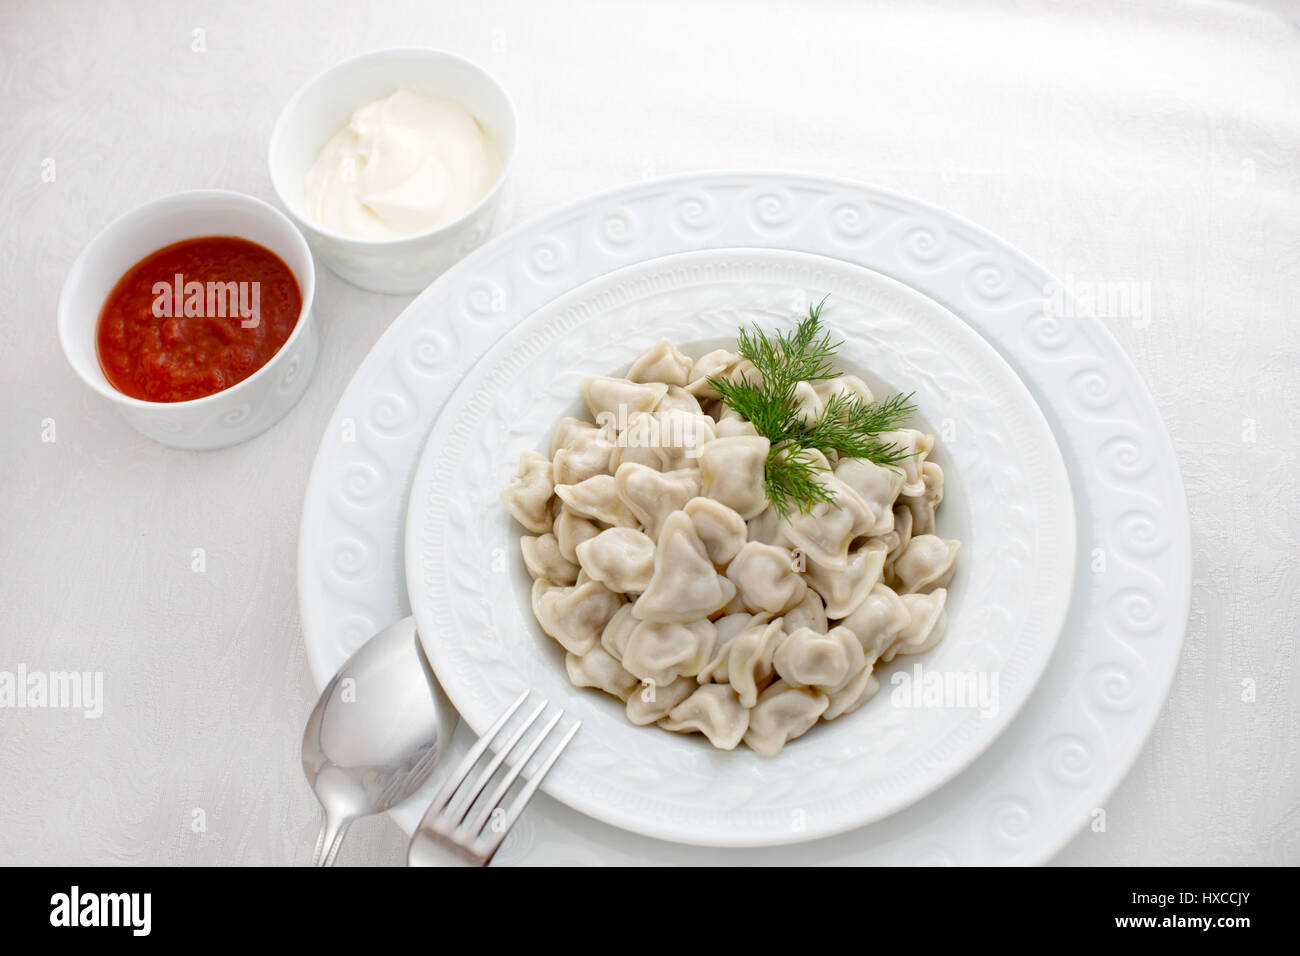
[
  {"left": 268, "top": 48, "right": 517, "bottom": 294},
  {"left": 58, "top": 189, "right": 318, "bottom": 451}
]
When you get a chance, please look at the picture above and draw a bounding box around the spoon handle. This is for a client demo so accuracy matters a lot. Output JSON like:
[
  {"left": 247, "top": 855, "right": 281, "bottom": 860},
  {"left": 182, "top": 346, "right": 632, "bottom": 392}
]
[{"left": 311, "top": 806, "right": 352, "bottom": 866}]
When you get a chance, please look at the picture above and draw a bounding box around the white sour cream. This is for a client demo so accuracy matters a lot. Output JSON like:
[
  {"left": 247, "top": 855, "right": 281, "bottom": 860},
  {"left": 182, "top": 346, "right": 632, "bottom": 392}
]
[{"left": 305, "top": 88, "right": 501, "bottom": 240}]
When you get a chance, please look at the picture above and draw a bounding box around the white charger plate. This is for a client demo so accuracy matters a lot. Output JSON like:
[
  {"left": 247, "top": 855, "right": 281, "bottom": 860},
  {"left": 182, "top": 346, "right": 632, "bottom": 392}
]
[
  {"left": 299, "top": 172, "right": 1190, "bottom": 864},
  {"left": 405, "top": 248, "right": 1075, "bottom": 847}
]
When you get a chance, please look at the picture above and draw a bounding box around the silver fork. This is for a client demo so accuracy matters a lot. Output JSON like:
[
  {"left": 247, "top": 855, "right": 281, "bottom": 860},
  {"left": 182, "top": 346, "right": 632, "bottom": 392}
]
[{"left": 407, "top": 691, "right": 579, "bottom": 867}]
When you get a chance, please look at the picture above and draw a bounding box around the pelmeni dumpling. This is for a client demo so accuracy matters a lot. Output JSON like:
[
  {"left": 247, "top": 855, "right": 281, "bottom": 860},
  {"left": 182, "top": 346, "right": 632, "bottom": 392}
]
[
  {"left": 696, "top": 611, "right": 765, "bottom": 683},
  {"left": 576, "top": 527, "right": 656, "bottom": 593},
  {"left": 626, "top": 675, "right": 697, "bottom": 725},
  {"left": 726, "top": 541, "right": 807, "bottom": 614},
  {"left": 684, "top": 497, "right": 748, "bottom": 567},
  {"left": 658, "top": 385, "right": 704, "bottom": 416},
  {"left": 772, "top": 626, "right": 866, "bottom": 692},
  {"left": 878, "top": 428, "right": 934, "bottom": 496},
  {"left": 822, "top": 665, "right": 881, "bottom": 721},
  {"left": 715, "top": 405, "right": 760, "bottom": 438},
  {"left": 502, "top": 451, "right": 554, "bottom": 534},
  {"left": 782, "top": 589, "right": 829, "bottom": 634},
  {"left": 885, "top": 589, "right": 949, "bottom": 660},
  {"left": 551, "top": 418, "right": 616, "bottom": 485},
  {"left": 814, "top": 374, "right": 873, "bottom": 407},
  {"left": 779, "top": 471, "right": 872, "bottom": 569},
  {"left": 582, "top": 376, "right": 668, "bottom": 421},
  {"left": 699, "top": 435, "right": 771, "bottom": 519},
  {"left": 746, "top": 505, "right": 788, "bottom": 547},
  {"left": 839, "top": 583, "right": 910, "bottom": 664},
  {"left": 632, "top": 511, "right": 736, "bottom": 623},
  {"left": 615, "top": 462, "right": 700, "bottom": 537},
  {"left": 834, "top": 456, "right": 903, "bottom": 536},
  {"left": 534, "top": 579, "right": 624, "bottom": 655},
  {"left": 553, "top": 505, "right": 601, "bottom": 564},
  {"left": 727, "top": 616, "right": 786, "bottom": 707},
  {"left": 628, "top": 338, "right": 693, "bottom": 387},
  {"left": 621, "top": 618, "right": 717, "bottom": 686},
  {"left": 684, "top": 349, "right": 741, "bottom": 399},
  {"left": 566, "top": 645, "right": 639, "bottom": 700},
  {"left": 600, "top": 603, "right": 638, "bottom": 660},
  {"left": 899, "top": 460, "right": 944, "bottom": 536},
  {"left": 743, "top": 680, "right": 829, "bottom": 757},
  {"left": 609, "top": 411, "right": 663, "bottom": 472},
  {"left": 804, "top": 540, "right": 888, "bottom": 618},
  {"left": 555, "top": 474, "right": 636, "bottom": 527},
  {"left": 891, "top": 534, "right": 960, "bottom": 593},
  {"left": 654, "top": 409, "right": 716, "bottom": 471},
  {"left": 520, "top": 533, "right": 580, "bottom": 586},
  {"left": 659, "top": 683, "right": 749, "bottom": 750},
  {"left": 792, "top": 381, "right": 824, "bottom": 425}
]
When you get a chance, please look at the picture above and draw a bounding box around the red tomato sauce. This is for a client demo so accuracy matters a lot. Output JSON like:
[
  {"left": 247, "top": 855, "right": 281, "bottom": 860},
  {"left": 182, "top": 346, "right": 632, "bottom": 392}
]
[{"left": 96, "top": 236, "right": 302, "bottom": 402}]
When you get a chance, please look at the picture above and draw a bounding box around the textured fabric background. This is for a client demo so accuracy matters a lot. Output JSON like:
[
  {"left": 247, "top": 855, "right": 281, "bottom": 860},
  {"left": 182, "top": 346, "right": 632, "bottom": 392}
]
[{"left": 1, "top": 0, "right": 1297, "bottom": 865}]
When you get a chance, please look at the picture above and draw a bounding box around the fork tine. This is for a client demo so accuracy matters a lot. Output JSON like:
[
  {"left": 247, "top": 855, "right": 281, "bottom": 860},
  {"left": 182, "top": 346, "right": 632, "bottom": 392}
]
[
  {"left": 475, "top": 718, "right": 580, "bottom": 861},
  {"left": 442, "top": 698, "right": 548, "bottom": 825},
  {"left": 461, "top": 709, "right": 563, "bottom": 838},
  {"left": 426, "top": 690, "right": 529, "bottom": 815}
]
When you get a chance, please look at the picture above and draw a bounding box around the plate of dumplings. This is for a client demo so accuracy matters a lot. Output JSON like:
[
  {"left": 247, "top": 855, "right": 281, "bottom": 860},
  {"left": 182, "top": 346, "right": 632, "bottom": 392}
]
[{"left": 405, "top": 247, "right": 1075, "bottom": 847}]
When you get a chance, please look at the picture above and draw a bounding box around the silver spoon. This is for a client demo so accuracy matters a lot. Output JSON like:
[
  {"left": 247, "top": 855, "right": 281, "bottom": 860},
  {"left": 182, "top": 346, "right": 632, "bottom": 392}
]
[{"left": 301, "top": 616, "right": 457, "bottom": 866}]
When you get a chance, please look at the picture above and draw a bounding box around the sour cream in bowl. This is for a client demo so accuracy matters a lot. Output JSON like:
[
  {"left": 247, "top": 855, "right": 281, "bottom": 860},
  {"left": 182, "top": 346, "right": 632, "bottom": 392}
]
[{"left": 269, "top": 49, "right": 517, "bottom": 294}]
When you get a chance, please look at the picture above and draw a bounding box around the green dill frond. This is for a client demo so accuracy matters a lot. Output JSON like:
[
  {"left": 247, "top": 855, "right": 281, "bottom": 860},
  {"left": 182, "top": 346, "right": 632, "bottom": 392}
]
[
  {"left": 712, "top": 298, "right": 917, "bottom": 515},
  {"left": 764, "top": 444, "right": 836, "bottom": 519}
]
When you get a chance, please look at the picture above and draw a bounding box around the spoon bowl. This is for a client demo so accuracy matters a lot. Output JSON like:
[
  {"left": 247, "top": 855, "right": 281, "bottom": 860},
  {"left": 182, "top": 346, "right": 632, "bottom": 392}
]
[{"left": 301, "top": 616, "right": 457, "bottom": 865}]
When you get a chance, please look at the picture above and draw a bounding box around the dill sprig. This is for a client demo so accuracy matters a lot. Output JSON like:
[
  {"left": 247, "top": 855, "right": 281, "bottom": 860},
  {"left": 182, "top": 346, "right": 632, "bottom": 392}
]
[{"left": 708, "top": 299, "right": 916, "bottom": 517}]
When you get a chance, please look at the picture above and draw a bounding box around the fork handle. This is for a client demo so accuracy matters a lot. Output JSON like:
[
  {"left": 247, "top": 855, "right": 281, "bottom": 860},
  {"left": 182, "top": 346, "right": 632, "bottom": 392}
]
[{"left": 311, "top": 806, "right": 352, "bottom": 867}]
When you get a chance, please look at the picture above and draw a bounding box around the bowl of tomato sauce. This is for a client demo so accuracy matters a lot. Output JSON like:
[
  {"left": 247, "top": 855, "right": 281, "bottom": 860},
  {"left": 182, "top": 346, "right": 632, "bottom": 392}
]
[{"left": 59, "top": 190, "right": 317, "bottom": 450}]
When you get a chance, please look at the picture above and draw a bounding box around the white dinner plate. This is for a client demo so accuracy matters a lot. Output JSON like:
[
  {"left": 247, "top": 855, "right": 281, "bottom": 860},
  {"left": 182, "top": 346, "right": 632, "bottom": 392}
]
[
  {"left": 298, "top": 172, "right": 1190, "bottom": 864},
  {"left": 404, "top": 248, "right": 1075, "bottom": 847}
]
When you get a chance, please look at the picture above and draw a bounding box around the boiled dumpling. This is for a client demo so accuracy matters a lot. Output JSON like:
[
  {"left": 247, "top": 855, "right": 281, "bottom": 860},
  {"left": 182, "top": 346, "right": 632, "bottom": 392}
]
[
  {"left": 743, "top": 680, "right": 828, "bottom": 756},
  {"left": 555, "top": 474, "right": 636, "bottom": 527},
  {"left": 772, "top": 626, "right": 866, "bottom": 692},
  {"left": 553, "top": 505, "right": 601, "bottom": 564},
  {"left": 725, "top": 541, "right": 807, "bottom": 614},
  {"left": 696, "top": 611, "right": 766, "bottom": 683},
  {"left": 804, "top": 539, "right": 888, "bottom": 618},
  {"left": 658, "top": 385, "right": 704, "bottom": 416},
  {"left": 791, "top": 381, "right": 824, "bottom": 425},
  {"left": 551, "top": 418, "right": 615, "bottom": 485},
  {"left": 878, "top": 428, "right": 934, "bottom": 496},
  {"left": 834, "top": 456, "right": 903, "bottom": 535},
  {"left": 746, "top": 505, "right": 788, "bottom": 547},
  {"left": 779, "top": 471, "right": 872, "bottom": 570},
  {"left": 632, "top": 511, "right": 736, "bottom": 623},
  {"left": 654, "top": 409, "right": 717, "bottom": 471},
  {"left": 839, "top": 583, "right": 910, "bottom": 664},
  {"left": 581, "top": 375, "right": 668, "bottom": 421},
  {"left": 782, "top": 589, "right": 828, "bottom": 634},
  {"left": 814, "top": 374, "right": 873, "bottom": 407},
  {"left": 620, "top": 618, "right": 717, "bottom": 686},
  {"left": 885, "top": 589, "right": 948, "bottom": 660},
  {"left": 726, "top": 615, "right": 786, "bottom": 707},
  {"left": 566, "top": 645, "right": 639, "bottom": 700},
  {"left": 575, "top": 527, "right": 656, "bottom": 593},
  {"left": 626, "top": 675, "right": 697, "bottom": 725},
  {"left": 684, "top": 497, "right": 748, "bottom": 567},
  {"left": 891, "top": 534, "right": 960, "bottom": 593},
  {"left": 520, "top": 533, "right": 580, "bottom": 586},
  {"left": 614, "top": 462, "right": 700, "bottom": 537},
  {"left": 534, "top": 579, "right": 624, "bottom": 655},
  {"left": 822, "top": 665, "right": 881, "bottom": 720},
  {"left": 600, "top": 603, "right": 638, "bottom": 661},
  {"left": 609, "top": 411, "right": 663, "bottom": 472},
  {"left": 699, "top": 435, "right": 771, "bottom": 519},
  {"left": 684, "top": 349, "right": 742, "bottom": 399},
  {"left": 659, "top": 684, "right": 749, "bottom": 750},
  {"left": 627, "top": 338, "right": 693, "bottom": 387},
  {"left": 502, "top": 451, "right": 554, "bottom": 534},
  {"left": 899, "top": 461, "right": 944, "bottom": 536}
]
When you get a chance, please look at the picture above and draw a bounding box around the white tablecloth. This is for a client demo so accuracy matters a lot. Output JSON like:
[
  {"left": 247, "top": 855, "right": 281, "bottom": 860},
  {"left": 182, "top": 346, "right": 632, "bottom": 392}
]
[{"left": 2, "top": 0, "right": 1297, "bottom": 865}]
